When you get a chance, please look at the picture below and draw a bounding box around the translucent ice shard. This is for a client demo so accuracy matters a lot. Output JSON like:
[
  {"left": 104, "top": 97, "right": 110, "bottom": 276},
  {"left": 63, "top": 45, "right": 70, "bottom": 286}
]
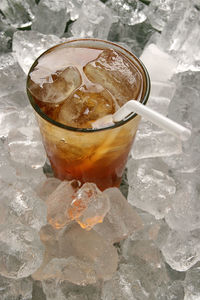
[
  {"left": 70, "top": 0, "right": 114, "bottom": 39},
  {"left": 0, "top": 181, "right": 47, "bottom": 231},
  {"left": 32, "top": 0, "right": 69, "bottom": 37},
  {"left": 140, "top": 44, "right": 178, "bottom": 82},
  {"left": 131, "top": 94, "right": 182, "bottom": 159},
  {"left": 0, "top": 275, "right": 33, "bottom": 300},
  {"left": 59, "top": 223, "right": 118, "bottom": 282},
  {"left": 165, "top": 176, "right": 200, "bottom": 232},
  {"left": 68, "top": 183, "right": 110, "bottom": 230},
  {"left": 34, "top": 223, "right": 118, "bottom": 283},
  {"left": 41, "top": 257, "right": 96, "bottom": 285},
  {"left": 0, "top": 0, "right": 36, "bottom": 28},
  {"left": 94, "top": 187, "right": 143, "bottom": 243},
  {"left": 12, "top": 30, "right": 64, "bottom": 74},
  {"left": 184, "top": 263, "right": 200, "bottom": 300},
  {"left": 0, "top": 224, "right": 44, "bottom": 279},
  {"left": 42, "top": 279, "right": 101, "bottom": 300},
  {"left": 159, "top": 0, "right": 200, "bottom": 72},
  {"left": 102, "top": 258, "right": 169, "bottom": 300},
  {"left": 145, "top": 0, "right": 176, "bottom": 31},
  {"left": 46, "top": 180, "right": 80, "bottom": 229},
  {"left": 127, "top": 158, "right": 176, "bottom": 219},
  {"left": 0, "top": 53, "right": 26, "bottom": 97},
  {"left": 161, "top": 229, "right": 200, "bottom": 271},
  {"left": 66, "top": 0, "right": 84, "bottom": 21},
  {"left": 7, "top": 126, "right": 46, "bottom": 169},
  {"left": 36, "top": 177, "right": 61, "bottom": 201},
  {"left": 107, "top": 0, "right": 146, "bottom": 26}
]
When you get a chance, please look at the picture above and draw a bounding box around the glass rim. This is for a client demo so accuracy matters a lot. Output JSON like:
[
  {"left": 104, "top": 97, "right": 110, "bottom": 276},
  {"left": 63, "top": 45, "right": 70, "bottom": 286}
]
[{"left": 26, "top": 38, "right": 151, "bottom": 133}]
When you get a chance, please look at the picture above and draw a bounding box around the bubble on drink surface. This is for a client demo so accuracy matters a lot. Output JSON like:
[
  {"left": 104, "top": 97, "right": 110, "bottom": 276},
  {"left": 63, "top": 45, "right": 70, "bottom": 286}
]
[
  {"left": 68, "top": 182, "right": 110, "bottom": 230},
  {"left": 58, "top": 86, "right": 116, "bottom": 128},
  {"left": 0, "top": 224, "right": 44, "bottom": 279},
  {"left": 84, "top": 49, "right": 143, "bottom": 107},
  {"left": 29, "top": 66, "right": 82, "bottom": 104}
]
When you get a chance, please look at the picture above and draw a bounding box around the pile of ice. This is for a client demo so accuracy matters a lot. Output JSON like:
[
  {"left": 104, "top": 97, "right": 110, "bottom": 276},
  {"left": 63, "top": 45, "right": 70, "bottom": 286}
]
[{"left": 0, "top": 0, "right": 200, "bottom": 299}]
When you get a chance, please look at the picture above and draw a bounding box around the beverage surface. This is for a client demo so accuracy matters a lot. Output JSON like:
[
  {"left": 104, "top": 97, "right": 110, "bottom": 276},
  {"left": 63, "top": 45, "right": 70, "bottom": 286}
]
[{"left": 28, "top": 44, "right": 144, "bottom": 129}]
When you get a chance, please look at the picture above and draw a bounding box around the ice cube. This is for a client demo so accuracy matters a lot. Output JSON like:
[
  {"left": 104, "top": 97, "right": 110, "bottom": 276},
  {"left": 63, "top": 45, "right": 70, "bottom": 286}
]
[
  {"left": 32, "top": 224, "right": 59, "bottom": 281},
  {"left": 0, "top": 31, "right": 12, "bottom": 53},
  {"left": 0, "top": 53, "right": 26, "bottom": 97},
  {"left": 132, "top": 127, "right": 182, "bottom": 159},
  {"left": 84, "top": 49, "right": 143, "bottom": 106},
  {"left": 0, "top": 0, "right": 36, "bottom": 28},
  {"left": 0, "top": 224, "right": 44, "bottom": 279},
  {"left": 7, "top": 127, "right": 46, "bottom": 169},
  {"left": 42, "top": 279, "right": 101, "bottom": 300},
  {"left": 46, "top": 180, "right": 80, "bottom": 229},
  {"left": 127, "top": 158, "right": 176, "bottom": 219},
  {"left": 68, "top": 183, "right": 110, "bottom": 230},
  {"left": 161, "top": 229, "right": 200, "bottom": 271},
  {"left": 70, "top": 0, "right": 114, "bottom": 39},
  {"left": 122, "top": 239, "right": 163, "bottom": 269},
  {"left": 36, "top": 177, "right": 61, "bottom": 201},
  {"left": 0, "top": 140, "right": 17, "bottom": 184},
  {"left": 140, "top": 44, "right": 178, "bottom": 81},
  {"left": 58, "top": 87, "right": 115, "bottom": 128},
  {"left": 145, "top": 0, "right": 175, "bottom": 31},
  {"left": 150, "top": 81, "right": 176, "bottom": 100},
  {"left": 168, "top": 86, "right": 200, "bottom": 129},
  {"left": 128, "top": 209, "right": 165, "bottom": 242},
  {"left": 131, "top": 95, "right": 182, "bottom": 159},
  {"left": 102, "top": 259, "right": 169, "bottom": 300},
  {"left": 58, "top": 223, "right": 118, "bottom": 281},
  {"left": 165, "top": 175, "right": 200, "bottom": 232},
  {"left": 107, "top": 0, "right": 146, "bottom": 26},
  {"left": 0, "top": 181, "right": 47, "bottom": 231},
  {"left": 41, "top": 257, "right": 96, "bottom": 285},
  {"left": 32, "top": 0, "right": 69, "bottom": 37},
  {"left": 184, "top": 263, "right": 200, "bottom": 300},
  {"left": 29, "top": 66, "right": 82, "bottom": 104},
  {"left": 34, "top": 222, "right": 118, "bottom": 283},
  {"left": 94, "top": 187, "right": 143, "bottom": 243},
  {"left": 0, "top": 275, "right": 33, "bottom": 300},
  {"left": 0, "top": 91, "right": 29, "bottom": 111},
  {"left": 66, "top": 0, "right": 84, "bottom": 21},
  {"left": 12, "top": 30, "right": 64, "bottom": 74}
]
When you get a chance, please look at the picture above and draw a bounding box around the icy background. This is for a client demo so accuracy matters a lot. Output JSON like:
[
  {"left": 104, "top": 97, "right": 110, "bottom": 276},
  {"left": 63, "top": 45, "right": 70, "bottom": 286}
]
[{"left": 0, "top": 0, "right": 200, "bottom": 299}]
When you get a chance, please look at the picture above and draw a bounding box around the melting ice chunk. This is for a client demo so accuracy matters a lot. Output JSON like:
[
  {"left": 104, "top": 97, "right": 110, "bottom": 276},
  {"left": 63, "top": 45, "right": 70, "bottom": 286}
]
[
  {"left": 29, "top": 66, "right": 82, "bottom": 104},
  {"left": 84, "top": 49, "right": 143, "bottom": 106},
  {"left": 58, "top": 87, "right": 115, "bottom": 128},
  {"left": 68, "top": 183, "right": 110, "bottom": 230},
  {"left": 46, "top": 180, "right": 80, "bottom": 229}
]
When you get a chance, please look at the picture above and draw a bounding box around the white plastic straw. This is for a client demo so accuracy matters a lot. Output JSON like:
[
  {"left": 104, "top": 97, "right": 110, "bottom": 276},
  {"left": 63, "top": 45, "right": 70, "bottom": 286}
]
[{"left": 113, "top": 100, "right": 191, "bottom": 141}]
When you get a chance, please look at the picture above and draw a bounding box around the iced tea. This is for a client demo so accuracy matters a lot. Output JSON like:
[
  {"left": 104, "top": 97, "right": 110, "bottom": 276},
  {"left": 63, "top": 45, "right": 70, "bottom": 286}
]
[{"left": 27, "top": 39, "right": 150, "bottom": 190}]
